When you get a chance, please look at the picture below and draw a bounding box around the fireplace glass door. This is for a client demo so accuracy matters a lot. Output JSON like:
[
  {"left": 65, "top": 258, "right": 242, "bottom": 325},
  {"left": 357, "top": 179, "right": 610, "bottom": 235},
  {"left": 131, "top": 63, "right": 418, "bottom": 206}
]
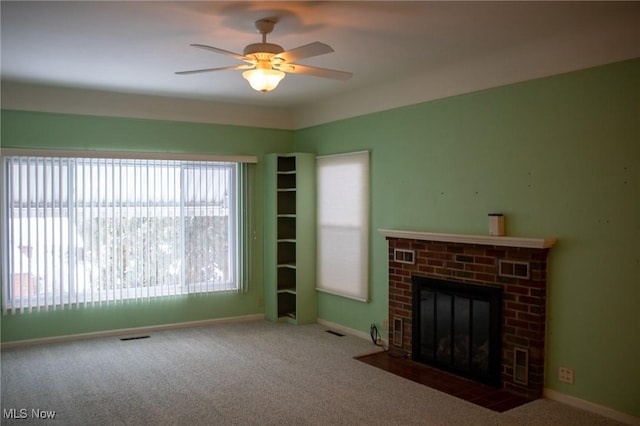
[{"left": 412, "top": 276, "right": 502, "bottom": 387}]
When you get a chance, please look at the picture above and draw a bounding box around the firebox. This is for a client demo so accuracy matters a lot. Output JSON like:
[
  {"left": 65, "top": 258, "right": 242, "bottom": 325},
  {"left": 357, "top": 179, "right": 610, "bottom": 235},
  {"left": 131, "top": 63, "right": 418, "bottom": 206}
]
[{"left": 412, "top": 275, "right": 502, "bottom": 387}]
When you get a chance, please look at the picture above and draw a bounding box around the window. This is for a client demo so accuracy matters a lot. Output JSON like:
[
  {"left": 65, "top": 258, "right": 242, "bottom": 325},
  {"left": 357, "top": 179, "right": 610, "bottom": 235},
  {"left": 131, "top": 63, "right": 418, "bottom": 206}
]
[
  {"left": 316, "top": 151, "right": 370, "bottom": 301},
  {"left": 1, "top": 151, "right": 254, "bottom": 314}
]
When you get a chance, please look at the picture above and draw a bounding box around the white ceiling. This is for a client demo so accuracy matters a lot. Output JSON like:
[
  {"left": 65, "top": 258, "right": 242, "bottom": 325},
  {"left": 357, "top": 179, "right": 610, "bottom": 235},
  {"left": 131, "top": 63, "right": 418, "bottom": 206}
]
[{"left": 2, "top": 1, "right": 639, "bottom": 128}]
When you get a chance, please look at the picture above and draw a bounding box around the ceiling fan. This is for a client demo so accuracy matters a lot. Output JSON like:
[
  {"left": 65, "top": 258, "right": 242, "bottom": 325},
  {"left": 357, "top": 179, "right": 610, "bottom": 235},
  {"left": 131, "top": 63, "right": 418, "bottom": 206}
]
[{"left": 176, "top": 18, "right": 352, "bottom": 93}]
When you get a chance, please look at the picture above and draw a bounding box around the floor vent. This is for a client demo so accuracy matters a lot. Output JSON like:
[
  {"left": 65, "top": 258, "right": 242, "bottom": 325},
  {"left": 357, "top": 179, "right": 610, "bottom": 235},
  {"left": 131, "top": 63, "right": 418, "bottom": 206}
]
[
  {"left": 325, "top": 330, "right": 345, "bottom": 337},
  {"left": 120, "top": 335, "right": 150, "bottom": 341}
]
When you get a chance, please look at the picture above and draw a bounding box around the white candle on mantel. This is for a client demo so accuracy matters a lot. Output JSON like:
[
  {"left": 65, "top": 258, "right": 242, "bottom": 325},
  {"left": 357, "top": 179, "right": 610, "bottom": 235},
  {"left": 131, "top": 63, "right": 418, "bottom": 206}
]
[{"left": 488, "top": 213, "right": 505, "bottom": 236}]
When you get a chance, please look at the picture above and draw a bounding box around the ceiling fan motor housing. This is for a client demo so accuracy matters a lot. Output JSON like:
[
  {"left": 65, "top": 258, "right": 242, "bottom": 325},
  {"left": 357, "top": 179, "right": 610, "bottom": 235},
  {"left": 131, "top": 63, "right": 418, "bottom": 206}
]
[{"left": 243, "top": 43, "right": 284, "bottom": 57}]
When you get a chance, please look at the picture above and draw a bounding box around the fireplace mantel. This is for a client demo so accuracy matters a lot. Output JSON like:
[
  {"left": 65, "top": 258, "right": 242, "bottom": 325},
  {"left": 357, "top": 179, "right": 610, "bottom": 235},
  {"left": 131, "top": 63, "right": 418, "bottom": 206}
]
[{"left": 379, "top": 229, "right": 556, "bottom": 249}]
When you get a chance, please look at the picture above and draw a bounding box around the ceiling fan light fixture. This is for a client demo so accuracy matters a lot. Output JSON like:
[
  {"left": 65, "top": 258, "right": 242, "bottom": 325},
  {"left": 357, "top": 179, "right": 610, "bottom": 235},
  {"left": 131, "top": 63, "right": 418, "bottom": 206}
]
[
  {"left": 178, "top": 18, "right": 352, "bottom": 90},
  {"left": 242, "top": 67, "right": 285, "bottom": 93}
]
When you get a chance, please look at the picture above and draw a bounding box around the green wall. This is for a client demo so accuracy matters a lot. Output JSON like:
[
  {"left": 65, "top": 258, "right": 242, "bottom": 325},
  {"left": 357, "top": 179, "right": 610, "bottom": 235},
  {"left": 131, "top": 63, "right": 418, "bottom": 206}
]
[
  {"left": 0, "top": 110, "right": 294, "bottom": 342},
  {"left": 1, "top": 59, "right": 638, "bottom": 417},
  {"left": 293, "top": 59, "right": 640, "bottom": 417}
]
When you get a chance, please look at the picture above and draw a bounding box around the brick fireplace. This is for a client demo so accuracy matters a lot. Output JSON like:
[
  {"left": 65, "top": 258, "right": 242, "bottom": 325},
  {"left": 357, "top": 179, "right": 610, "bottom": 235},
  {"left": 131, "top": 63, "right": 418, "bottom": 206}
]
[{"left": 381, "top": 229, "right": 556, "bottom": 399}]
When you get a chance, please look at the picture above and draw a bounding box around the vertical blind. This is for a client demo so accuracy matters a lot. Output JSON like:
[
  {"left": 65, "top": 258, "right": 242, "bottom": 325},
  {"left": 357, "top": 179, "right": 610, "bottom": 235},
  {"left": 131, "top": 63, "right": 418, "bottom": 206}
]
[
  {"left": 1, "top": 153, "right": 250, "bottom": 314},
  {"left": 316, "top": 151, "right": 370, "bottom": 302}
]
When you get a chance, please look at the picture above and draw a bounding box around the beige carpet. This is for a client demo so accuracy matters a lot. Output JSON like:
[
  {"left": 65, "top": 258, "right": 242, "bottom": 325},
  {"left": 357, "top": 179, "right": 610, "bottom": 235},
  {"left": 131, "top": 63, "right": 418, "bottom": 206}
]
[{"left": 1, "top": 320, "right": 625, "bottom": 425}]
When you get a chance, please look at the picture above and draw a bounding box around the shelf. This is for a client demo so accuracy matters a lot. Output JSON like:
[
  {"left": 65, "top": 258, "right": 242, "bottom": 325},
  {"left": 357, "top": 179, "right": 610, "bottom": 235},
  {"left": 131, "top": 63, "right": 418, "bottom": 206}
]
[
  {"left": 266, "top": 152, "right": 316, "bottom": 325},
  {"left": 279, "top": 311, "right": 297, "bottom": 320},
  {"left": 378, "top": 229, "right": 557, "bottom": 249},
  {"left": 277, "top": 156, "right": 296, "bottom": 173},
  {"left": 277, "top": 173, "right": 296, "bottom": 189},
  {"left": 277, "top": 292, "right": 296, "bottom": 318},
  {"left": 277, "top": 241, "right": 296, "bottom": 265},
  {"left": 277, "top": 191, "right": 296, "bottom": 215},
  {"left": 277, "top": 267, "right": 296, "bottom": 290},
  {"left": 276, "top": 172, "right": 296, "bottom": 316},
  {"left": 277, "top": 216, "right": 296, "bottom": 240}
]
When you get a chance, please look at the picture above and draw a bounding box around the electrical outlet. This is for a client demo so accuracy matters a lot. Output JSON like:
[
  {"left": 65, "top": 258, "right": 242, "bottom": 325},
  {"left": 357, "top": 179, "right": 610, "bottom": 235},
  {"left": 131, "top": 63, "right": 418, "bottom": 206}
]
[
  {"left": 382, "top": 319, "right": 388, "bottom": 331},
  {"left": 559, "top": 366, "right": 574, "bottom": 384}
]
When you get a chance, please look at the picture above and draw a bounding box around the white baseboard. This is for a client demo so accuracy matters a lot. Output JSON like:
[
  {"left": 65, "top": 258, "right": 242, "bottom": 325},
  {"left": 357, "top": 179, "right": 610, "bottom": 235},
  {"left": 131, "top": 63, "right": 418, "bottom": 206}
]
[
  {"left": 317, "top": 318, "right": 370, "bottom": 341},
  {"left": 316, "top": 318, "right": 388, "bottom": 347},
  {"left": 544, "top": 388, "right": 639, "bottom": 425},
  {"left": 0, "top": 314, "right": 265, "bottom": 349}
]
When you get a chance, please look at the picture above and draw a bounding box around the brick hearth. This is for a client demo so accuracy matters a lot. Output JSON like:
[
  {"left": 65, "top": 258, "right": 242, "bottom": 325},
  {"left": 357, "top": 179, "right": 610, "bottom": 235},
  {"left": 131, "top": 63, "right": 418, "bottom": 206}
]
[{"left": 384, "top": 232, "right": 554, "bottom": 399}]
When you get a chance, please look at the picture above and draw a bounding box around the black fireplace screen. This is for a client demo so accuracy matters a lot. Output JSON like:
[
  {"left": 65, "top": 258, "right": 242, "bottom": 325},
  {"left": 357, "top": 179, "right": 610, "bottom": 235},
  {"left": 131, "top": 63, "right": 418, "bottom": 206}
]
[{"left": 412, "top": 275, "right": 502, "bottom": 387}]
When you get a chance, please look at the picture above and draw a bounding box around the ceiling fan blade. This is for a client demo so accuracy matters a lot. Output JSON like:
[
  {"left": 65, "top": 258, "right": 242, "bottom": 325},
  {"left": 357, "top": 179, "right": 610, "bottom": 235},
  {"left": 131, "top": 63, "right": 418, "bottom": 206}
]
[
  {"left": 276, "top": 42, "right": 334, "bottom": 63},
  {"left": 279, "top": 64, "right": 352, "bottom": 81},
  {"left": 175, "top": 64, "right": 254, "bottom": 75},
  {"left": 189, "top": 44, "right": 250, "bottom": 62}
]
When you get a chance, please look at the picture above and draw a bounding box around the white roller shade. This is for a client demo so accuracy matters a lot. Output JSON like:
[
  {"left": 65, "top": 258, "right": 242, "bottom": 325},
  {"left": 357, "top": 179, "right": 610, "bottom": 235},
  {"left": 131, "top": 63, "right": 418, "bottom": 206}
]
[{"left": 316, "top": 151, "right": 369, "bottom": 302}]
